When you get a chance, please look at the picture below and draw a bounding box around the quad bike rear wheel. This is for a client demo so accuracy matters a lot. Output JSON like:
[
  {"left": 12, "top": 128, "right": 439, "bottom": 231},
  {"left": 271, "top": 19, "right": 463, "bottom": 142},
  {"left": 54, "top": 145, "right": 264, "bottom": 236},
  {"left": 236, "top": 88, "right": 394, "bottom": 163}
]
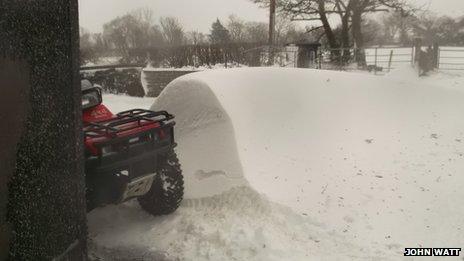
[{"left": 138, "top": 151, "right": 184, "bottom": 215}]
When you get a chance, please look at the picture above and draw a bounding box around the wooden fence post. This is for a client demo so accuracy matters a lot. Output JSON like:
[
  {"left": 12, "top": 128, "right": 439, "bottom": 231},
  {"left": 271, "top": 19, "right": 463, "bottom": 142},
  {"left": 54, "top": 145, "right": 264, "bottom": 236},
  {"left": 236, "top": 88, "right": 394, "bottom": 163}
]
[
  {"left": 411, "top": 46, "right": 415, "bottom": 66},
  {"left": 388, "top": 50, "right": 394, "bottom": 72},
  {"left": 432, "top": 43, "right": 439, "bottom": 69},
  {"left": 413, "top": 38, "right": 423, "bottom": 76},
  {"left": 413, "top": 38, "right": 422, "bottom": 65}
]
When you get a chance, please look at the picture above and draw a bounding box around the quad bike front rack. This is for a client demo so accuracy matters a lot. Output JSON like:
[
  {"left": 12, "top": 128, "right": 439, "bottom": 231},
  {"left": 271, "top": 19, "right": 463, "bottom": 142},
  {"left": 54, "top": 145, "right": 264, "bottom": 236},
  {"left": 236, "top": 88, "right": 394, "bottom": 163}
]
[{"left": 84, "top": 109, "right": 174, "bottom": 139}]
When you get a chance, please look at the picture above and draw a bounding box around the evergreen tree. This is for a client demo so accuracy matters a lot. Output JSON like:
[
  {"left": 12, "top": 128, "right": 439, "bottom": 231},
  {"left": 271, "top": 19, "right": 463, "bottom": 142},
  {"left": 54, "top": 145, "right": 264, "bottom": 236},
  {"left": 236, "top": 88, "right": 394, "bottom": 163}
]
[{"left": 210, "top": 19, "right": 230, "bottom": 44}]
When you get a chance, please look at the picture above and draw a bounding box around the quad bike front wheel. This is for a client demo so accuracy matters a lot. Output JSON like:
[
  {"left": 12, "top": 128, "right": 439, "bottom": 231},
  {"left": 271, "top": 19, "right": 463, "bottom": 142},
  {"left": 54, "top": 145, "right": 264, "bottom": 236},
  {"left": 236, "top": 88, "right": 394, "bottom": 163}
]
[{"left": 138, "top": 151, "right": 184, "bottom": 216}]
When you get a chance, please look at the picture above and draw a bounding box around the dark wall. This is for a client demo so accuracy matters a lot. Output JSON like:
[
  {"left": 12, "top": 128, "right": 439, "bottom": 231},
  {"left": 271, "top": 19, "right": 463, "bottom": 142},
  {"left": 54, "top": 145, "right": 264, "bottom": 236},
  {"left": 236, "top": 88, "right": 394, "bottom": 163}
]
[
  {"left": 81, "top": 68, "right": 145, "bottom": 97},
  {"left": 143, "top": 70, "right": 197, "bottom": 97},
  {"left": 0, "top": 59, "right": 30, "bottom": 261},
  {"left": 0, "top": 0, "right": 86, "bottom": 260}
]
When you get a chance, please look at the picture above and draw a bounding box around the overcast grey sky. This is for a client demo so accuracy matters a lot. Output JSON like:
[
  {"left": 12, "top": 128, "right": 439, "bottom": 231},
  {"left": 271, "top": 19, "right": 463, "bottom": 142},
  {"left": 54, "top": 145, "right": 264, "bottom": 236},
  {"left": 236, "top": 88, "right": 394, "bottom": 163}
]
[
  {"left": 78, "top": 0, "right": 268, "bottom": 33},
  {"left": 78, "top": 0, "right": 464, "bottom": 34}
]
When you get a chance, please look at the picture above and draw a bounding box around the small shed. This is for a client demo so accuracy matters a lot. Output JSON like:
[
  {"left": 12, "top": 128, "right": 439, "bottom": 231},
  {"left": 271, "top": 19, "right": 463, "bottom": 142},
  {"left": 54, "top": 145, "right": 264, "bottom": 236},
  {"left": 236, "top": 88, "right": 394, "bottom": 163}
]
[{"left": 289, "top": 41, "right": 321, "bottom": 68}]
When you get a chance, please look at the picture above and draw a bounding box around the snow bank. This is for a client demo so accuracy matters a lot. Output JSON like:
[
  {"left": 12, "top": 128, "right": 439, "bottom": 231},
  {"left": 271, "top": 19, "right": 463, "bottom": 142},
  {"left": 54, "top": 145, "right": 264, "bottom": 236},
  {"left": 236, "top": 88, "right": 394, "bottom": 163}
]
[
  {"left": 90, "top": 68, "right": 464, "bottom": 260},
  {"left": 89, "top": 186, "right": 382, "bottom": 261},
  {"left": 385, "top": 64, "right": 419, "bottom": 80},
  {"left": 143, "top": 63, "right": 245, "bottom": 72},
  {"left": 387, "top": 64, "right": 464, "bottom": 92},
  {"left": 152, "top": 79, "right": 248, "bottom": 198},
  {"left": 102, "top": 94, "right": 154, "bottom": 114}
]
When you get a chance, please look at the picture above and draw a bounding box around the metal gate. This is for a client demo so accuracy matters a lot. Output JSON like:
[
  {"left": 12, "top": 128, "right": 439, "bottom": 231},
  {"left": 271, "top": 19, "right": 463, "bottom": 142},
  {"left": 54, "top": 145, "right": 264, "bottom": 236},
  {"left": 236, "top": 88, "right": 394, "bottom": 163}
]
[{"left": 438, "top": 47, "right": 464, "bottom": 70}]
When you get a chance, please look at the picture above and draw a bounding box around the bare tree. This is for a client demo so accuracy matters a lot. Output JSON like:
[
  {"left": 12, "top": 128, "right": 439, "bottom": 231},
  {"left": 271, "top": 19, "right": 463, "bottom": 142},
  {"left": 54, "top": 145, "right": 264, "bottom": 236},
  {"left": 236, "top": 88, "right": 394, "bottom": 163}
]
[
  {"left": 148, "top": 25, "right": 166, "bottom": 47},
  {"left": 274, "top": 14, "right": 299, "bottom": 45},
  {"left": 92, "top": 33, "right": 109, "bottom": 56},
  {"left": 227, "top": 15, "right": 247, "bottom": 43},
  {"left": 411, "top": 13, "right": 464, "bottom": 45},
  {"left": 252, "top": 0, "right": 340, "bottom": 49},
  {"left": 131, "top": 7, "right": 154, "bottom": 25},
  {"left": 186, "top": 30, "right": 208, "bottom": 45},
  {"left": 102, "top": 8, "right": 167, "bottom": 59},
  {"left": 379, "top": 11, "right": 415, "bottom": 45},
  {"left": 244, "top": 21, "right": 268, "bottom": 43},
  {"left": 129, "top": 8, "right": 164, "bottom": 47},
  {"left": 160, "top": 17, "right": 186, "bottom": 45},
  {"left": 251, "top": 0, "right": 415, "bottom": 65},
  {"left": 79, "top": 27, "right": 93, "bottom": 50},
  {"left": 79, "top": 27, "right": 97, "bottom": 65},
  {"left": 350, "top": 0, "right": 417, "bottom": 59},
  {"left": 103, "top": 15, "right": 135, "bottom": 57}
]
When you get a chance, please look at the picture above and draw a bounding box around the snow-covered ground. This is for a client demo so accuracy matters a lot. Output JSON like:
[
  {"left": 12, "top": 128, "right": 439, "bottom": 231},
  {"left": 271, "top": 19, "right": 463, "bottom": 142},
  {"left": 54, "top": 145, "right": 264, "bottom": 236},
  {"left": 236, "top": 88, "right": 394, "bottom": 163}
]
[{"left": 88, "top": 67, "right": 464, "bottom": 260}]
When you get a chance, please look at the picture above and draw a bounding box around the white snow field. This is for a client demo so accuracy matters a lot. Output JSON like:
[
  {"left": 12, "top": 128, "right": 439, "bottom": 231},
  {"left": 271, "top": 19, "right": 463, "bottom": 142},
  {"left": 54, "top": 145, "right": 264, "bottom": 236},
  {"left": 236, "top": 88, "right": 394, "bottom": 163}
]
[{"left": 88, "top": 67, "right": 464, "bottom": 260}]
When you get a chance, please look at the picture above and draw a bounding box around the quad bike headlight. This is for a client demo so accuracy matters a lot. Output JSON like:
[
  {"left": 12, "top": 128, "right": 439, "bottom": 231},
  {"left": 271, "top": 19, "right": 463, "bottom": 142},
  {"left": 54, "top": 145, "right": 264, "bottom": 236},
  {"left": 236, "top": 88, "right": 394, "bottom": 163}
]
[
  {"left": 129, "top": 137, "right": 140, "bottom": 144},
  {"left": 101, "top": 145, "right": 113, "bottom": 155},
  {"left": 147, "top": 133, "right": 159, "bottom": 142}
]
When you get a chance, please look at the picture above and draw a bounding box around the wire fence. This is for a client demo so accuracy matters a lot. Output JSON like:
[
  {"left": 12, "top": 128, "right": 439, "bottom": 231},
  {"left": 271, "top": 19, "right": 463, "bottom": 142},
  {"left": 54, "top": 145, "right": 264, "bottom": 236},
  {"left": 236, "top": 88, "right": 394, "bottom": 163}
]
[
  {"left": 438, "top": 47, "right": 464, "bottom": 71},
  {"left": 87, "top": 45, "right": 464, "bottom": 74},
  {"left": 320, "top": 46, "right": 464, "bottom": 73},
  {"left": 242, "top": 45, "right": 299, "bottom": 68},
  {"left": 318, "top": 47, "right": 414, "bottom": 74},
  {"left": 365, "top": 47, "right": 414, "bottom": 72}
]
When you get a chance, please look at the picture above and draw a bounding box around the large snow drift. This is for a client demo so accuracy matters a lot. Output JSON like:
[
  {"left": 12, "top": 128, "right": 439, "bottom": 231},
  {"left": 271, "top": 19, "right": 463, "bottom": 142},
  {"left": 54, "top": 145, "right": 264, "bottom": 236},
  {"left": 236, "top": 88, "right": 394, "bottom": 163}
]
[{"left": 89, "top": 68, "right": 464, "bottom": 260}]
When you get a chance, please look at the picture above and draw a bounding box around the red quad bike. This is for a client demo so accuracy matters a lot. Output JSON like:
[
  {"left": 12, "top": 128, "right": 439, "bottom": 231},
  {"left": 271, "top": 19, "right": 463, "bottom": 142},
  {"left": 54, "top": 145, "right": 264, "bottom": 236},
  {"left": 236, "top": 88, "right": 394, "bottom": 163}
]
[{"left": 81, "top": 80, "right": 184, "bottom": 215}]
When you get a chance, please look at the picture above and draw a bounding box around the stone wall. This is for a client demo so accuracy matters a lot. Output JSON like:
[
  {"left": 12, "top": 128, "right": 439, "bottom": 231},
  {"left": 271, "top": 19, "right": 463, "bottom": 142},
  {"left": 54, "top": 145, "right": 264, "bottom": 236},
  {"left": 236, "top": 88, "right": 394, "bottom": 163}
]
[
  {"left": 143, "top": 69, "right": 198, "bottom": 97},
  {"left": 0, "top": 0, "right": 86, "bottom": 260}
]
